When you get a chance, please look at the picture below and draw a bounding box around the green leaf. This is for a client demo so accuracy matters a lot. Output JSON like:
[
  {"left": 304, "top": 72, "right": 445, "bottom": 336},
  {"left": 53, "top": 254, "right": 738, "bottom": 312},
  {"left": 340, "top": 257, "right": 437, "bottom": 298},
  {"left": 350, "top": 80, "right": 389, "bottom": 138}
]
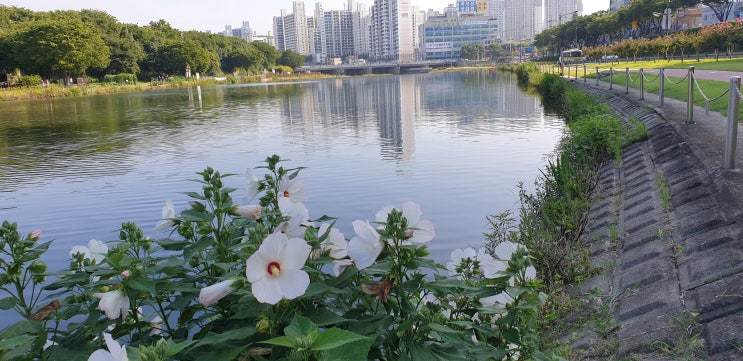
[
  {"left": 427, "top": 323, "right": 458, "bottom": 334},
  {"left": 261, "top": 335, "right": 298, "bottom": 348},
  {"left": 127, "top": 276, "right": 156, "bottom": 293},
  {"left": 184, "top": 192, "right": 206, "bottom": 200},
  {"left": 0, "top": 335, "right": 35, "bottom": 350},
  {"left": 0, "top": 296, "right": 18, "bottom": 310},
  {"left": 312, "top": 328, "right": 371, "bottom": 351},
  {"left": 319, "top": 337, "right": 374, "bottom": 361},
  {"left": 196, "top": 326, "right": 256, "bottom": 347},
  {"left": 284, "top": 314, "right": 318, "bottom": 338},
  {"left": 180, "top": 208, "right": 214, "bottom": 223}
]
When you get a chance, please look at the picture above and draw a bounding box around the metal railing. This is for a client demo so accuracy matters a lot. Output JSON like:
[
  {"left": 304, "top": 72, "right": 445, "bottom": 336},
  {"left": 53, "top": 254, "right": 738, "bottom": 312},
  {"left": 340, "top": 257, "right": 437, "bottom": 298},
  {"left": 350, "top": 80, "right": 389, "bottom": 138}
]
[{"left": 550, "top": 64, "right": 742, "bottom": 170}]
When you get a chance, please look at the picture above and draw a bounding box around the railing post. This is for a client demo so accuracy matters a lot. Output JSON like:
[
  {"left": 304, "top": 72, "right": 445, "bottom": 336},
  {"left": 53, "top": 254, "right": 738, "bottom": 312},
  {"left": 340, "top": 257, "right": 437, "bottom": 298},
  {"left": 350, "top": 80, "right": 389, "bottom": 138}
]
[
  {"left": 660, "top": 68, "right": 665, "bottom": 107},
  {"left": 640, "top": 68, "right": 644, "bottom": 100},
  {"left": 625, "top": 67, "right": 630, "bottom": 94},
  {"left": 575, "top": 64, "right": 578, "bottom": 80},
  {"left": 596, "top": 66, "right": 599, "bottom": 86},
  {"left": 724, "top": 76, "right": 740, "bottom": 169},
  {"left": 583, "top": 64, "right": 587, "bottom": 82},
  {"left": 609, "top": 67, "right": 613, "bottom": 90},
  {"left": 687, "top": 66, "right": 695, "bottom": 124}
]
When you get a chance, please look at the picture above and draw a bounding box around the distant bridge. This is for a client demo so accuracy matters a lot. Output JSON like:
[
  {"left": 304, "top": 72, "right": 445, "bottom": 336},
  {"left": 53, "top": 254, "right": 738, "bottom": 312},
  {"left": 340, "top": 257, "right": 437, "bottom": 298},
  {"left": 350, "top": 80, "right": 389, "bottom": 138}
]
[{"left": 301, "top": 60, "right": 453, "bottom": 75}]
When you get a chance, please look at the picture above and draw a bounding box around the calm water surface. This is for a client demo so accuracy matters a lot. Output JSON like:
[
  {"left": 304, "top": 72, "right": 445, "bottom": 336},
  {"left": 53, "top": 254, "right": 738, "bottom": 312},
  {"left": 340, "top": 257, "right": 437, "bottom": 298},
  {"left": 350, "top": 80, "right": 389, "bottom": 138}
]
[{"left": 0, "top": 69, "right": 564, "bottom": 272}]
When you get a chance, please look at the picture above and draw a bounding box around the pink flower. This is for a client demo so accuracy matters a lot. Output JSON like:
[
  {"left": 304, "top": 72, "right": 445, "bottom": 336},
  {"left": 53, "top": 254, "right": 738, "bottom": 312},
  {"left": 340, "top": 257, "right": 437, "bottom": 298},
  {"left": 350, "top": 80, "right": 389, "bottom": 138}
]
[{"left": 245, "top": 233, "right": 311, "bottom": 304}]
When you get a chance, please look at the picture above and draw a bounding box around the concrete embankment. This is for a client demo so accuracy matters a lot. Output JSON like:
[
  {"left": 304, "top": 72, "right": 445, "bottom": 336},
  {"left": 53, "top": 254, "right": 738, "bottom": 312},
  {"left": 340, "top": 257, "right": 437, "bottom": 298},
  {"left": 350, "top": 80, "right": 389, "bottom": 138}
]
[{"left": 566, "top": 78, "right": 743, "bottom": 360}]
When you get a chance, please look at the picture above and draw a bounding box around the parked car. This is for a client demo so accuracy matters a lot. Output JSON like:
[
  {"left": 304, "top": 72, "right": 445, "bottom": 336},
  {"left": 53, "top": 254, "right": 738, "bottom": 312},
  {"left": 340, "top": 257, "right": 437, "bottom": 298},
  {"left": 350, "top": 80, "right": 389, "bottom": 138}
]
[{"left": 601, "top": 54, "right": 619, "bottom": 61}]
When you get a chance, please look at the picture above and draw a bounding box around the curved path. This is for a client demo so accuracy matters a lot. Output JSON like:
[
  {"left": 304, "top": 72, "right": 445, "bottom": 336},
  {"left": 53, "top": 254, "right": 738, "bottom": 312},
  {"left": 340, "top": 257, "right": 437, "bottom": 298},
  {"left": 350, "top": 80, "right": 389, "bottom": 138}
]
[{"left": 564, "top": 75, "right": 743, "bottom": 360}]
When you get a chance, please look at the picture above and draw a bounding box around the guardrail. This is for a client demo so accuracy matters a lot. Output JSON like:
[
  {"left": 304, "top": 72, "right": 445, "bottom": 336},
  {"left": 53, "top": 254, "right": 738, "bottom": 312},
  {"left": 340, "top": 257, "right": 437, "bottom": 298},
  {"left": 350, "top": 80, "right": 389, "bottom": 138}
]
[{"left": 540, "top": 63, "right": 742, "bottom": 170}]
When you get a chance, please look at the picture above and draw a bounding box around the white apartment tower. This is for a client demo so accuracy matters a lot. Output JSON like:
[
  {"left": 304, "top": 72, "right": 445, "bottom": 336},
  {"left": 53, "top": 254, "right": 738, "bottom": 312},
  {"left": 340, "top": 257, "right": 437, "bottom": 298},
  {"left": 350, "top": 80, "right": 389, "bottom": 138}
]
[
  {"left": 544, "top": 0, "right": 583, "bottom": 30},
  {"left": 370, "top": 0, "right": 415, "bottom": 61},
  {"left": 273, "top": 1, "right": 312, "bottom": 55},
  {"left": 499, "top": 0, "right": 541, "bottom": 42}
]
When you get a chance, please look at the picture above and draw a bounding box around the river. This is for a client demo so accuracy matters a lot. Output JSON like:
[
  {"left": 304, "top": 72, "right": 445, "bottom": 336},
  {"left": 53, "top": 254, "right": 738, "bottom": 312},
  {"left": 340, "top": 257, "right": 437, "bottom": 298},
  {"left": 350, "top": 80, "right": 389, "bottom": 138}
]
[{"left": 0, "top": 69, "right": 564, "bottom": 274}]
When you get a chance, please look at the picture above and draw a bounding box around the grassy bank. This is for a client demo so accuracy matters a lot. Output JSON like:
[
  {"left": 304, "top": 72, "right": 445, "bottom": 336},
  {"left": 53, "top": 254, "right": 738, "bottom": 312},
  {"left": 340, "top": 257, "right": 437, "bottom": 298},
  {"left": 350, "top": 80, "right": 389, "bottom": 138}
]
[
  {"left": 0, "top": 73, "right": 343, "bottom": 101},
  {"left": 498, "top": 64, "right": 649, "bottom": 357}
]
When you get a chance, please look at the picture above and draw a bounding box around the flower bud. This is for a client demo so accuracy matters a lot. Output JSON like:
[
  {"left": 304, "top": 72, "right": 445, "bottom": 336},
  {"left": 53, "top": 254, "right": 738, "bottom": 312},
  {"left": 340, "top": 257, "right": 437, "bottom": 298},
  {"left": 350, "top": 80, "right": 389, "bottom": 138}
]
[
  {"left": 234, "top": 205, "right": 262, "bottom": 220},
  {"left": 120, "top": 270, "right": 131, "bottom": 279}
]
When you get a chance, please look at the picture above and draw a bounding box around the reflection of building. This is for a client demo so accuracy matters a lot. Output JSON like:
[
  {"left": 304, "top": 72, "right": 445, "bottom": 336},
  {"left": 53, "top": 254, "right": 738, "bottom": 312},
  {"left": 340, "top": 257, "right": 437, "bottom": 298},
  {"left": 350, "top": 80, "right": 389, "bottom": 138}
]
[{"left": 421, "top": 14, "right": 498, "bottom": 60}]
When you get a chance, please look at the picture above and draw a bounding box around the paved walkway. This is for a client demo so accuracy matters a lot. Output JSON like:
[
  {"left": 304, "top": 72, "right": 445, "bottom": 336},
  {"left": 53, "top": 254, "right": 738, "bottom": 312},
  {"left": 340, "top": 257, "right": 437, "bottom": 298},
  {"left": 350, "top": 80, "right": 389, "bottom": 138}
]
[{"left": 564, "top": 73, "right": 743, "bottom": 360}]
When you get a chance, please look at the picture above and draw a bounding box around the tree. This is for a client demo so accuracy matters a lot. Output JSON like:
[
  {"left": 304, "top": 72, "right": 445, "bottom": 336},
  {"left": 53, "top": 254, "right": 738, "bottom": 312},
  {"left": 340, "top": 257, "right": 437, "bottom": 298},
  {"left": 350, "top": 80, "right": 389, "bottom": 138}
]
[
  {"left": 9, "top": 19, "right": 110, "bottom": 80},
  {"left": 156, "top": 40, "right": 211, "bottom": 75},
  {"left": 278, "top": 49, "right": 305, "bottom": 70},
  {"left": 679, "top": 0, "right": 735, "bottom": 23},
  {"left": 251, "top": 41, "right": 281, "bottom": 70}
]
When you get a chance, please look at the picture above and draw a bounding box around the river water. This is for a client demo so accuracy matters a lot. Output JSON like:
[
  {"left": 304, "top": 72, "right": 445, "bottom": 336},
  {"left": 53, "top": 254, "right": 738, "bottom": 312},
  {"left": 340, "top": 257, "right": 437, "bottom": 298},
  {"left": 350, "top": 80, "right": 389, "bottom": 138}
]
[{"left": 0, "top": 69, "right": 564, "bottom": 274}]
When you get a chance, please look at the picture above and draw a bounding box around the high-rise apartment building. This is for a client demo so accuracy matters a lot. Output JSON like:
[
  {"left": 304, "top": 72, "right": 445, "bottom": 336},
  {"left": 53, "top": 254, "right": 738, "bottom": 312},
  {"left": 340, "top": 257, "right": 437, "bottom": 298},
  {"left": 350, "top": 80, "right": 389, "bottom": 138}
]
[
  {"left": 309, "top": 1, "right": 371, "bottom": 63},
  {"left": 370, "top": 0, "right": 415, "bottom": 61},
  {"left": 273, "top": 1, "right": 312, "bottom": 55},
  {"left": 222, "top": 21, "right": 254, "bottom": 42},
  {"left": 543, "top": 0, "right": 582, "bottom": 30},
  {"left": 499, "top": 0, "right": 541, "bottom": 42}
]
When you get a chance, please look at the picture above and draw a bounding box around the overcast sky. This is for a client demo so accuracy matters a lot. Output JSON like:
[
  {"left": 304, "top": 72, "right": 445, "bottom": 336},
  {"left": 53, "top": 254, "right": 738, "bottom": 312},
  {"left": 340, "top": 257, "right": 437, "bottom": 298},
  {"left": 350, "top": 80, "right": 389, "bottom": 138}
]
[{"left": 1, "top": 1, "right": 610, "bottom": 35}]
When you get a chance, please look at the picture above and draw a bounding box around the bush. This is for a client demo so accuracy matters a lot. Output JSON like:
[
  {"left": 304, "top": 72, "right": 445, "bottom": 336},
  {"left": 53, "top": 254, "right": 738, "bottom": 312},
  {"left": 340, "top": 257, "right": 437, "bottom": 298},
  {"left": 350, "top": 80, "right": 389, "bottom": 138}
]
[
  {"left": 0, "top": 155, "right": 550, "bottom": 361},
  {"left": 103, "top": 73, "right": 137, "bottom": 84},
  {"left": 19, "top": 74, "right": 42, "bottom": 87}
]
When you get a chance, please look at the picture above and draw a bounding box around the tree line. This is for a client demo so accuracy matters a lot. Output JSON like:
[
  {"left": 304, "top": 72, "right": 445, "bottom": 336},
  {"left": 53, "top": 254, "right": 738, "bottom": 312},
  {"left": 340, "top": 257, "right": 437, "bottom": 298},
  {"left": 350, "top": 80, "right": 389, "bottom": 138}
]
[
  {"left": 533, "top": 0, "right": 739, "bottom": 57},
  {"left": 0, "top": 6, "right": 306, "bottom": 84}
]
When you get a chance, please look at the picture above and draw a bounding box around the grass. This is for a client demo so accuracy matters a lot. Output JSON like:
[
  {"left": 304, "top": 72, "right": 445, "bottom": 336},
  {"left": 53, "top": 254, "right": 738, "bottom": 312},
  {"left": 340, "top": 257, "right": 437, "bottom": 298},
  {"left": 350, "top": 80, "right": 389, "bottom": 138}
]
[{"left": 557, "top": 67, "right": 743, "bottom": 119}]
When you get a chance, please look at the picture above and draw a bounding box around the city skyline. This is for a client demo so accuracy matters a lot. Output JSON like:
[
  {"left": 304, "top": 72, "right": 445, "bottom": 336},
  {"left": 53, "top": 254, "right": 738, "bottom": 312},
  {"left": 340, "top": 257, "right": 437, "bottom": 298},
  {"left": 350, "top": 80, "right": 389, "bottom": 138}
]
[{"left": 1, "top": 0, "right": 609, "bottom": 35}]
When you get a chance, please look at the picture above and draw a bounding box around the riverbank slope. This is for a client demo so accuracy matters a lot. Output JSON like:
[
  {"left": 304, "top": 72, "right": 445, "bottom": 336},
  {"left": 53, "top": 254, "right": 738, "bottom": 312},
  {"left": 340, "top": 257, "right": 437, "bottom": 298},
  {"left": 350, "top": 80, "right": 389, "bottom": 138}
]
[{"left": 568, "top": 75, "right": 743, "bottom": 359}]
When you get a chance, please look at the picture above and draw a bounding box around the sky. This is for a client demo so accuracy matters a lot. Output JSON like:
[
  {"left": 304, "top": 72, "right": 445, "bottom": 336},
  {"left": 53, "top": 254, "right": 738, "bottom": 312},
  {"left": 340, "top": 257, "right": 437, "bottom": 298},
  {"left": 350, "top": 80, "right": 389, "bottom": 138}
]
[{"left": 1, "top": 0, "right": 610, "bottom": 35}]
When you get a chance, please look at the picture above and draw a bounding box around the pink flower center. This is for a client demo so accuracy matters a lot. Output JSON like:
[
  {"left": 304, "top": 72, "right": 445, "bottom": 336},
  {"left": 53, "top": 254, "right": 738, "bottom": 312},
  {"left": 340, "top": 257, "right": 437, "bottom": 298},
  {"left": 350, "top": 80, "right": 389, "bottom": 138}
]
[
  {"left": 283, "top": 190, "right": 290, "bottom": 197},
  {"left": 267, "top": 262, "right": 281, "bottom": 276},
  {"left": 406, "top": 230, "right": 414, "bottom": 237}
]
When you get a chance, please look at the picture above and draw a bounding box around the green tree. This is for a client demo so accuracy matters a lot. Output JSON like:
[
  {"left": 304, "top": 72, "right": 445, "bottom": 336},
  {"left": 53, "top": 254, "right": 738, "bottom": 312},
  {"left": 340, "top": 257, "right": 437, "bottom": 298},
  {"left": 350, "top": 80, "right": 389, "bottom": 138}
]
[
  {"left": 9, "top": 19, "right": 110, "bottom": 80},
  {"left": 277, "top": 49, "right": 305, "bottom": 69},
  {"left": 251, "top": 41, "right": 281, "bottom": 70},
  {"left": 156, "top": 40, "right": 211, "bottom": 75}
]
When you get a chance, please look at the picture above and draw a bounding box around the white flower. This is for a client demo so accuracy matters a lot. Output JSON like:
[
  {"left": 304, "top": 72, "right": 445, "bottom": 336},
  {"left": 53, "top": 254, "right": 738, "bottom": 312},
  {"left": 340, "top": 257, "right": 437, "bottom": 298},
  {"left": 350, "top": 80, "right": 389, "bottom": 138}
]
[
  {"left": 276, "top": 197, "right": 312, "bottom": 238},
  {"left": 477, "top": 248, "right": 508, "bottom": 279},
  {"left": 480, "top": 292, "right": 514, "bottom": 307},
  {"left": 245, "top": 233, "right": 311, "bottom": 304},
  {"left": 235, "top": 205, "right": 262, "bottom": 219},
  {"left": 278, "top": 177, "right": 308, "bottom": 203},
  {"left": 493, "top": 241, "right": 518, "bottom": 260},
  {"left": 150, "top": 316, "right": 163, "bottom": 336},
  {"left": 199, "top": 279, "right": 239, "bottom": 307},
  {"left": 92, "top": 289, "right": 130, "bottom": 320},
  {"left": 245, "top": 168, "right": 261, "bottom": 203},
  {"left": 375, "top": 201, "right": 435, "bottom": 244},
  {"left": 154, "top": 200, "right": 176, "bottom": 231},
  {"left": 446, "top": 247, "right": 477, "bottom": 276},
  {"left": 70, "top": 239, "right": 108, "bottom": 265},
  {"left": 88, "top": 333, "right": 127, "bottom": 361},
  {"left": 348, "top": 220, "right": 383, "bottom": 270},
  {"left": 319, "top": 223, "right": 348, "bottom": 260}
]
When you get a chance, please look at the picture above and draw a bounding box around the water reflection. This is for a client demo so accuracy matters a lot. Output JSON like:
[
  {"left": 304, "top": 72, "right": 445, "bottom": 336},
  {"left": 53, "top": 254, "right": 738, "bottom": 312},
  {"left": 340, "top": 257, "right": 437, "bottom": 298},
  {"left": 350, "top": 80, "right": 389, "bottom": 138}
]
[{"left": 0, "top": 70, "right": 564, "bottom": 276}]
